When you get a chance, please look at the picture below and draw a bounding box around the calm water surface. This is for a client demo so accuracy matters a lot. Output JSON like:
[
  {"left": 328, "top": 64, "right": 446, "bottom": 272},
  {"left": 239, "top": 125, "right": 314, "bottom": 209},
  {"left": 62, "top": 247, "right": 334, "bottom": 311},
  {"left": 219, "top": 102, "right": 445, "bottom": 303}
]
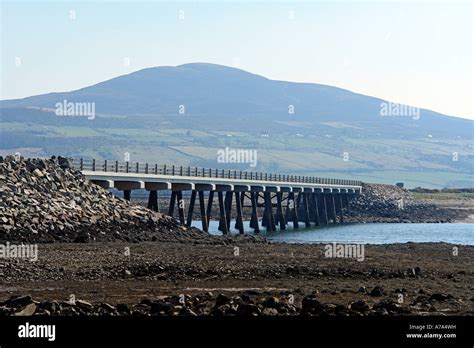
[{"left": 192, "top": 221, "right": 474, "bottom": 245}]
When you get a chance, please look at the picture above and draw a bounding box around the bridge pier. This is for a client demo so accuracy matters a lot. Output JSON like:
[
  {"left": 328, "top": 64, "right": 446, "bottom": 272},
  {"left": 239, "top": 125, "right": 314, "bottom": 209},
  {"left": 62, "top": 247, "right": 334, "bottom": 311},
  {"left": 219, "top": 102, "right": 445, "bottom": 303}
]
[
  {"left": 333, "top": 193, "right": 340, "bottom": 223},
  {"left": 291, "top": 193, "right": 299, "bottom": 229},
  {"left": 235, "top": 192, "right": 244, "bottom": 234},
  {"left": 310, "top": 193, "right": 320, "bottom": 226},
  {"left": 261, "top": 193, "right": 268, "bottom": 228},
  {"left": 276, "top": 192, "right": 286, "bottom": 230},
  {"left": 316, "top": 193, "right": 327, "bottom": 225},
  {"left": 122, "top": 189, "right": 131, "bottom": 201},
  {"left": 198, "top": 191, "right": 208, "bottom": 232},
  {"left": 167, "top": 190, "right": 187, "bottom": 225},
  {"left": 337, "top": 194, "right": 344, "bottom": 223},
  {"left": 234, "top": 192, "right": 245, "bottom": 231},
  {"left": 319, "top": 193, "right": 328, "bottom": 225},
  {"left": 223, "top": 191, "right": 233, "bottom": 232},
  {"left": 168, "top": 192, "right": 176, "bottom": 217},
  {"left": 250, "top": 192, "right": 260, "bottom": 233},
  {"left": 296, "top": 192, "right": 302, "bottom": 216},
  {"left": 330, "top": 194, "right": 337, "bottom": 224},
  {"left": 271, "top": 192, "right": 278, "bottom": 231},
  {"left": 285, "top": 192, "right": 292, "bottom": 223},
  {"left": 206, "top": 191, "right": 214, "bottom": 226},
  {"left": 344, "top": 194, "right": 351, "bottom": 213},
  {"left": 263, "top": 192, "right": 275, "bottom": 232},
  {"left": 180, "top": 189, "right": 210, "bottom": 232},
  {"left": 270, "top": 194, "right": 277, "bottom": 231},
  {"left": 302, "top": 192, "right": 311, "bottom": 228},
  {"left": 147, "top": 190, "right": 158, "bottom": 212},
  {"left": 176, "top": 191, "right": 185, "bottom": 225},
  {"left": 325, "top": 193, "right": 336, "bottom": 224},
  {"left": 217, "top": 191, "right": 228, "bottom": 235},
  {"left": 186, "top": 191, "right": 197, "bottom": 227}
]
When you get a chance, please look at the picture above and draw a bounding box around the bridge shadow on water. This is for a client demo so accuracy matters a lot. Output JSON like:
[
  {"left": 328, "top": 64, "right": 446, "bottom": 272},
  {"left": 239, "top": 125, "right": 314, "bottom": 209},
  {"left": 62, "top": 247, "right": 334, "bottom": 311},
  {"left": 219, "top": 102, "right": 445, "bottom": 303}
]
[{"left": 196, "top": 219, "right": 361, "bottom": 242}]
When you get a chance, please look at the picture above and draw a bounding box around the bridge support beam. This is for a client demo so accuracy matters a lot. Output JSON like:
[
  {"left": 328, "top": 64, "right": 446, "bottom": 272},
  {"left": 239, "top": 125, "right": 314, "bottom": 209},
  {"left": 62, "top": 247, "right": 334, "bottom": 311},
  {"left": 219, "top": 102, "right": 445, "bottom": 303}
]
[
  {"left": 176, "top": 191, "right": 185, "bottom": 225},
  {"left": 296, "top": 192, "right": 302, "bottom": 217},
  {"left": 302, "top": 193, "right": 311, "bottom": 228},
  {"left": 334, "top": 193, "right": 340, "bottom": 222},
  {"left": 168, "top": 192, "right": 176, "bottom": 217},
  {"left": 344, "top": 194, "right": 351, "bottom": 213},
  {"left": 147, "top": 190, "right": 158, "bottom": 212},
  {"left": 320, "top": 193, "right": 328, "bottom": 225},
  {"left": 92, "top": 180, "right": 113, "bottom": 189},
  {"left": 235, "top": 192, "right": 244, "bottom": 234},
  {"left": 186, "top": 191, "right": 197, "bottom": 227},
  {"left": 270, "top": 194, "right": 276, "bottom": 231},
  {"left": 224, "top": 191, "right": 233, "bottom": 232},
  {"left": 217, "top": 191, "right": 228, "bottom": 235},
  {"left": 262, "top": 193, "right": 269, "bottom": 231},
  {"left": 123, "top": 189, "right": 131, "bottom": 201},
  {"left": 145, "top": 182, "right": 171, "bottom": 191},
  {"left": 330, "top": 194, "right": 337, "bottom": 224},
  {"left": 172, "top": 183, "right": 194, "bottom": 192},
  {"left": 338, "top": 194, "right": 344, "bottom": 223},
  {"left": 261, "top": 193, "right": 268, "bottom": 228},
  {"left": 285, "top": 192, "right": 292, "bottom": 223},
  {"left": 263, "top": 192, "right": 276, "bottom": 232},
  {"left": 324, "top": 194, "right": 332, "bottom": 224},
  {"left": 115, "top": 181, "right": 144, "bottom": 191},
  {"left": 234, "top": 192, "right": 244, "bottom": 231},
  {"left": 198, "top": 191, "right": 208, "bottom": 232},
  {"left": 250, "top": 192, "right": 260, "bottom": 233},
  {"left": 310, "top": 193, "right": 320, "bottom": 226},
  {"left": 276, "top": 192, "right": 286, "bottom": 230},
  {"left": 206, "top": 191, "right": 214, "bottom": 226},
  {"left": 291, "top": 192, "right": 299, "bottom": 229}
]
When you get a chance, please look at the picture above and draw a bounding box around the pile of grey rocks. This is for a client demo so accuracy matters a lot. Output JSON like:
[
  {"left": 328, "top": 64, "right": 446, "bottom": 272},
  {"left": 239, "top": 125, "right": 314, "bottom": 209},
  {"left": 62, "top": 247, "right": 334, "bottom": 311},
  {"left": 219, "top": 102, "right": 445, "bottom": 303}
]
[
  {"left": 2, "top": 291, "right": 459, "bottom": 316},
  {"left": 347, "top": 183, "right": 461, "bottom": 223},
  {"left": 350, "top": 183, "right": 418, "bottom": 212}
]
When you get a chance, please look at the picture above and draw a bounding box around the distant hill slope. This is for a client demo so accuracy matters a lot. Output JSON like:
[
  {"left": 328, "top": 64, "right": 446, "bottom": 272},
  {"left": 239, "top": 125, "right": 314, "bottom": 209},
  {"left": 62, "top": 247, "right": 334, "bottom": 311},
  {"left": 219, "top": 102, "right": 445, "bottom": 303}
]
[
  {"left": 1, "top": 63, "right": 473, "bottom": 188},
  {"left": 2, "top": 63, "right": 472, "bottom": 138}
]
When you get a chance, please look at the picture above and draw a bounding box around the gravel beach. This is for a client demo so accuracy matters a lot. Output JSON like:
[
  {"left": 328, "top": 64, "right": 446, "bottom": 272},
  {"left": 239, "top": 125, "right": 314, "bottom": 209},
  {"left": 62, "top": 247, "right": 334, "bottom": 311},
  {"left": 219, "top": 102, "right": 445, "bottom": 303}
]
[{"left": 1, "top": 241, "right": 472, "bottom": 316}]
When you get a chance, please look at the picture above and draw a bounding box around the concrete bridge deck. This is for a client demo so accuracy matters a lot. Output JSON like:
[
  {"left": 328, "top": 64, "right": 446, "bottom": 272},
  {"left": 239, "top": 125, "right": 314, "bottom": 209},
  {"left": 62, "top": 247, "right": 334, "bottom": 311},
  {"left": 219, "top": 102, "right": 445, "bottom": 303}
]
[{"left": 76, "top": 158, "right": 362, "bottom": 234}]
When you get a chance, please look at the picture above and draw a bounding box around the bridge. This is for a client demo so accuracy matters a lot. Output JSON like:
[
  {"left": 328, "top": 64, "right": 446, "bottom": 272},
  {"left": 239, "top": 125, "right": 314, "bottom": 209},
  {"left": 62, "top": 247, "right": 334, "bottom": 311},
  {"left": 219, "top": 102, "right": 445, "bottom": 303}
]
[{"left": 76, "top": 158, "right": 362, "bottom": 234}]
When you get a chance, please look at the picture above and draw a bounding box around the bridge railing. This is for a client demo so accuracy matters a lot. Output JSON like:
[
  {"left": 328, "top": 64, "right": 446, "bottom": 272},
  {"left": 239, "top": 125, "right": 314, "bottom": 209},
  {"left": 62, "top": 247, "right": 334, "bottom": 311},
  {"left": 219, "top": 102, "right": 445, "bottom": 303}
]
[{"left": 76, "top": 158, "right": 362, "bottom": 187}]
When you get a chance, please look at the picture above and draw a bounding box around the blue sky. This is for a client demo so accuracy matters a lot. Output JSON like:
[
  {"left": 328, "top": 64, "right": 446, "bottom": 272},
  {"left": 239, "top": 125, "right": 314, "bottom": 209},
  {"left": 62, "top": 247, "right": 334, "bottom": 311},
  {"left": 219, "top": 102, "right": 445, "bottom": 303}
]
[{"left": 1, "top": 0, "right": 473, "bottom": 119}]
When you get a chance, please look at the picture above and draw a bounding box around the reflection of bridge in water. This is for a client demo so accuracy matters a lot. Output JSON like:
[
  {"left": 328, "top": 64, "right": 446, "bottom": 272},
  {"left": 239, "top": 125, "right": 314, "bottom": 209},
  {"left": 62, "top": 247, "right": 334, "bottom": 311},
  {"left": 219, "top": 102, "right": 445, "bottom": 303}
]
[{"left": 77, "top": 158, "right": 362, "bottom": 235}]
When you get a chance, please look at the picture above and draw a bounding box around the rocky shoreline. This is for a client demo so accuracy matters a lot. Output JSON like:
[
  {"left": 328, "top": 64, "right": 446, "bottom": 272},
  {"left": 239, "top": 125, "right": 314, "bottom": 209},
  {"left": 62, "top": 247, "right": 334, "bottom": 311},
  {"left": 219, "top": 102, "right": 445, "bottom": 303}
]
[
  {"left": 1, "top": 290, "right": 463, "bottom": 316},
  {"left": 345, "top": 183, "right": 470, "bottom": 223},
  {"left": 1, "top": 242, "right": 472, "bottom": 316}
]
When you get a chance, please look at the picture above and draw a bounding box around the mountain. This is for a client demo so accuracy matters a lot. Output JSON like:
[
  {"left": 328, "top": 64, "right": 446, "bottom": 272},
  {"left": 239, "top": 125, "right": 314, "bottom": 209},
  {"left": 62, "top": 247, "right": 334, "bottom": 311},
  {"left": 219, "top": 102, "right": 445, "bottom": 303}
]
[{"left": 1, "top": 63, "right": 473, "bottom": 188}]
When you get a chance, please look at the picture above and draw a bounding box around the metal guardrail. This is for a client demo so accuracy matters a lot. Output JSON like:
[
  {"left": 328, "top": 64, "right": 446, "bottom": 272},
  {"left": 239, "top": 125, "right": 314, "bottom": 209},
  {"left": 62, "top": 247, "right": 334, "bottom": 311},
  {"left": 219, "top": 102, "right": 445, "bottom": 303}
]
[{"left": 76, "top": 158, "right": 362, "bottom": 187}]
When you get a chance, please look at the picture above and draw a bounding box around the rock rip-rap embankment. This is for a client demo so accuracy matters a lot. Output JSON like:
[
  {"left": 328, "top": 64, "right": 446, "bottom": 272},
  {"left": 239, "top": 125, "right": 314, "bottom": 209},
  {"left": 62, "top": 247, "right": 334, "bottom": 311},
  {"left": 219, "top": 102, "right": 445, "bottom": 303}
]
[{"left": 347, "top": 183, "right": 464, "bottom": 223}]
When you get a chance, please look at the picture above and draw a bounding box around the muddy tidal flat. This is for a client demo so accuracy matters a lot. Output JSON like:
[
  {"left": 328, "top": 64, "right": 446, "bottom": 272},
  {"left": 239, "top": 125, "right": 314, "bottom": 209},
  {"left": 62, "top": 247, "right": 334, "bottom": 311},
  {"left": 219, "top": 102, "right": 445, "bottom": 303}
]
[{"left": 1, "top": 241, "right": 472, "bottom": 316}]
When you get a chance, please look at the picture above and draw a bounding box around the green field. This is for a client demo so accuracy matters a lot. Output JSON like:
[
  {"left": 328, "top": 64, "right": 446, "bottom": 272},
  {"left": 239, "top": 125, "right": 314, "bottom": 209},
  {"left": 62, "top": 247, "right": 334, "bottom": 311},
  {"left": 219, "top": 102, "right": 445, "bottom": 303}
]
[{"left": 1, "top": 111, "right": 472, "bottom": 189}]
